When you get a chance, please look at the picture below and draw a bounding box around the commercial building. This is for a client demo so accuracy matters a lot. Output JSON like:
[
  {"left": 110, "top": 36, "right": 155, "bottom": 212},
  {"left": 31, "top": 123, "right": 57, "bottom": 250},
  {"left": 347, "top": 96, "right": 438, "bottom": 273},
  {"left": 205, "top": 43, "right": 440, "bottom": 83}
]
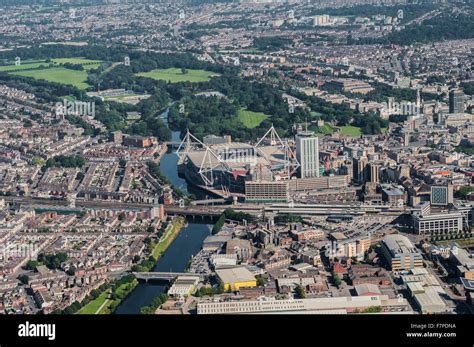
[
  {"left": 326, "top": 79, "right": 374, "bottom": 94},
  {"left": 225, "top": 239, "right": 253, "bottom": 262},
  {"left": 381, "top": 185, "right": 406, "bottom": 206},
  {"left": 167, "top": 276, "right": 200, "bottom": 298},
  {"left": 215, "top": 267, "right": 257, "bottom": 291},
  {"left": 430, "top": 185, "right": 453, "bottom": 206},
  {"left": 296, "top": 131, "right": 319, "bottom": 178},
  {"left": 369, "top": 163, "right": 380, "bottom": 184},
  {"left": 381, "top": 234, "right": 423, "bottom": 272},
  {"left": 327, "top": 236, "right": 371, "bottom": 261},
  {"left": 353, "top": 157, "right": 368, "bottom": 183},
  {"left": 123, "top": 135, "right": 155, "bottom": 148},
  {"left": 449, "top": 89, "right": 464, "bottom": 114},
  {"left": 413, "top": 211, "right": 467, "bottom": 241},
  {"left": 245, "top": 181, "right": 289, "bottom": 202},
  {"left": 197, "top": 295, "right": 410, "bottom": 314}
]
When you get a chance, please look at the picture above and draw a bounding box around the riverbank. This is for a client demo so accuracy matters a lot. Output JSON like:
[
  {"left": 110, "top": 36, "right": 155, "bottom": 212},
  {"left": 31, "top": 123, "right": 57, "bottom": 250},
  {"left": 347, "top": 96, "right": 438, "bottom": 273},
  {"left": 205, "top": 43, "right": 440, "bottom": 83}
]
[
  {"left": 152, "top": 216, "right": 185, "bottom": 260},
  {"left": 74, "top": 276, "right": 138, "bottom": 315},
  {"left": 115, "top": 223, "right": 211, "bottom": 314}
]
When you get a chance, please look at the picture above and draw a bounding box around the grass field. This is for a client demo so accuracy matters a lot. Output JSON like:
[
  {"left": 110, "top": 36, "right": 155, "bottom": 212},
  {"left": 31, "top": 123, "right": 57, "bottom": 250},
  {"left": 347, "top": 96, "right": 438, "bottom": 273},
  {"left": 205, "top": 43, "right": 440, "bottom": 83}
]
[
  {"left": 340, "top": 125, "right": 362, "bottom": 136},
  {"left": 237, "top": 108, "right": 269, "bottom": 129},
  {"left": 77, "top": 290, "right": 110, "bottom": 314},
  {"left": 11, "top": 67, "right": 91, "bottom": 89},
  {"left": 0, "top": 61, "right": 53, "bottom": 72},
  {"left": 136, "top": 68, "right": 218, "bottom": 83},
  {"left": 315, "top": 124, "right": 334, "bottom": 135}
]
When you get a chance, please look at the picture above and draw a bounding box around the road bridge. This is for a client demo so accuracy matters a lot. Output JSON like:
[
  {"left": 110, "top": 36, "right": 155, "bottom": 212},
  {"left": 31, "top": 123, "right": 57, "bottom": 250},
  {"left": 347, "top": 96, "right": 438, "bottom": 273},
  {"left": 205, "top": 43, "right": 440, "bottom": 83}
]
[{"left": 133, "top": 272, "right": 205, "bottom": 282}]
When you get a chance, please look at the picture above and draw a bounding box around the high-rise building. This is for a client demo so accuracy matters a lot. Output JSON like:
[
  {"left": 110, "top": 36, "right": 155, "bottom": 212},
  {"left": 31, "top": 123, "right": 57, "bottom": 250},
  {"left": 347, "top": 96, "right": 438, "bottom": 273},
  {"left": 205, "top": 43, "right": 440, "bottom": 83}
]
[
  {"left": 296, "top": 131, "right": 319, "bottom": 178},
  {"left": 431, "top": 185, "right": 453, "bottom": 206},
  {"left": 353, "top": 156, "right": 368, "bottom": 183},
  {"left": 449, "top": 89, "right": 465, "bottom": 114},
  {"left": 369, "top": 163, "right": 380, "bottom": 183}
]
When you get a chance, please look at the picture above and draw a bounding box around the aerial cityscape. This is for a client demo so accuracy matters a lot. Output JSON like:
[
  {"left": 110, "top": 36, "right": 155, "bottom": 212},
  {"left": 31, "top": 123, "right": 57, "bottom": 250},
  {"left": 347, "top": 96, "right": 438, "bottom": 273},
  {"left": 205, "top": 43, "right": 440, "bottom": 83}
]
[{"left": 0, "top": 0, "right": 473, "bottom": 334}]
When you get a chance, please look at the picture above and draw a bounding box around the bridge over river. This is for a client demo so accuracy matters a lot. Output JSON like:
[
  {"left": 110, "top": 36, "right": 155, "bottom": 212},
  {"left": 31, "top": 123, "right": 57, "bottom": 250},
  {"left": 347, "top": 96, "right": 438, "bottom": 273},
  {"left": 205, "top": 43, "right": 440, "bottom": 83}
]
[{"left": 133, "top": 272, "right": 206, "bottom": 282}]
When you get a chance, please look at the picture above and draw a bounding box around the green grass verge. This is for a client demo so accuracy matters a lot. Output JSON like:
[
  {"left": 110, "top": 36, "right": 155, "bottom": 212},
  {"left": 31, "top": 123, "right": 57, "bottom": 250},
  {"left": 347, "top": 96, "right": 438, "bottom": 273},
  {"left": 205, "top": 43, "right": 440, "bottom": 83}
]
[
  {"left": 136, "top": 68, "right": 218, "bottom": 83},
  {"left": 77, "top": 290, "right": 110, "bottom": 314},
  {"left": 151, "top": 217, "right": 185, "bottom": 259},
  {"left": 237, "top": 108, "right": 269, "bottom": 129}
]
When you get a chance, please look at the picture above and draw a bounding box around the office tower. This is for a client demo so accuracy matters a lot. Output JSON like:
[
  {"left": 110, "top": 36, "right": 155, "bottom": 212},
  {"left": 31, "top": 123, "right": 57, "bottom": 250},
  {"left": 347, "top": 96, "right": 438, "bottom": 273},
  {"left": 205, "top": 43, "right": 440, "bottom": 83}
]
[
  {"left": 449, "top": 89, "right": 464, "bottom": 114},
  {"left": 431, "top": 185, "right": 454, "bottom": 206},
  {"left": 369, "top": 163, "right": 380, "bottom": 184},
  {"left": 296, "top": 130, "right": 319, "bottom": 178},
  {"left": 353, "top": 156, "right": 368, "bottom": 183}
]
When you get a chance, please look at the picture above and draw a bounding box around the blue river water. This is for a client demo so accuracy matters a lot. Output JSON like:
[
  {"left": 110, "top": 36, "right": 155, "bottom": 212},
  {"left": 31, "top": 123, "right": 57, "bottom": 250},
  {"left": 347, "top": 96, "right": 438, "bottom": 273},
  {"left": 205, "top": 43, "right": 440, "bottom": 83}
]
[{"left": 115, "top": 126, "right": 212, "bottom": 314}]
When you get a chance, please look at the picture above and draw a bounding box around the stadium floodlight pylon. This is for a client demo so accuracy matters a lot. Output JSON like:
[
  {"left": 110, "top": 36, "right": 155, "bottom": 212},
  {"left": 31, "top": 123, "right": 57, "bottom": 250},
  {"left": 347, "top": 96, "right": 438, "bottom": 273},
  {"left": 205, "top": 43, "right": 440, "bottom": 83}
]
[
  {"left": 254, "top": 124, "right": 300, "bottom": 178},
  {"left": 176, "top": 129, "right": 232, "bottom": 187}
]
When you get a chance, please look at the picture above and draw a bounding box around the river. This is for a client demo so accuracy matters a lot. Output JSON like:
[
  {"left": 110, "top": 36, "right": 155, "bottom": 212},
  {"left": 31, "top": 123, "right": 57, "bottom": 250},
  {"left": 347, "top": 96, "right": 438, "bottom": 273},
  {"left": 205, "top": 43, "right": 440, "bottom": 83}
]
[
  {"left": 115, "top": 222, "right": 211, "bottom": 314},
  {"left": 115, "top": 114, "right": 212, "bottom": 314}
]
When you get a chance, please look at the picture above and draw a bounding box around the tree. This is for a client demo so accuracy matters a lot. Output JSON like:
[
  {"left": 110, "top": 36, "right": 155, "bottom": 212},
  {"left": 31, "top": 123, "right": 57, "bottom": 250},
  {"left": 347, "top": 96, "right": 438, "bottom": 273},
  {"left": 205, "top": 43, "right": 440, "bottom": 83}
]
[
  {"left": 18, "top": 275, "right": 29, "bottom": 284},
  {"left": 24, "top": 260, "right": 39, "bottom": 271},
  {"left": 295, "top": 285, "right": 306, "bottom": 299},
  {"left": 332, "top": 272, "right": 342, "bottom": 288}
]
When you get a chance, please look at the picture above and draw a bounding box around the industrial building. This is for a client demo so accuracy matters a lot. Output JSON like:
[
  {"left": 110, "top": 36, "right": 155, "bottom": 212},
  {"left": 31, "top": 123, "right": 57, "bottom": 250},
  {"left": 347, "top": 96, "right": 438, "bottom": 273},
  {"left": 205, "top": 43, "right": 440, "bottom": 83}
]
[{"left": 215, "top": 267, "right": 257, "bottom": 291}]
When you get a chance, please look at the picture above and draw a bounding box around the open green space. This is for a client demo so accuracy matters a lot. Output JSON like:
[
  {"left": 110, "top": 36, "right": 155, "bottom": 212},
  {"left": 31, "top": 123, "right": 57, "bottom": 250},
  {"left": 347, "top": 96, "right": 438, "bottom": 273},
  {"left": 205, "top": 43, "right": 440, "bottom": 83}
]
[
  {"left": 136, "top": 68, "right": 218, "bottom": 83},
  {"left": 315, "top": 124, "right": 334, "bottom": 135},
  {"left": 237, "top": 107, "right": 269, "bottom": 129},
  {"left": 11, "top": 67, "right": 91, "bottom": 89},
  {"left": 340, "top": 125, "right": 362, "bottom": 136},
  {"left": 0, "top": 58, "right": 102, "bottom": 73},
  {"left": 77, "top": 290, "right": 110, "bottom": 314},
  {"left": 0, "top": 61, "right": 52, "bottom": 72}
]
